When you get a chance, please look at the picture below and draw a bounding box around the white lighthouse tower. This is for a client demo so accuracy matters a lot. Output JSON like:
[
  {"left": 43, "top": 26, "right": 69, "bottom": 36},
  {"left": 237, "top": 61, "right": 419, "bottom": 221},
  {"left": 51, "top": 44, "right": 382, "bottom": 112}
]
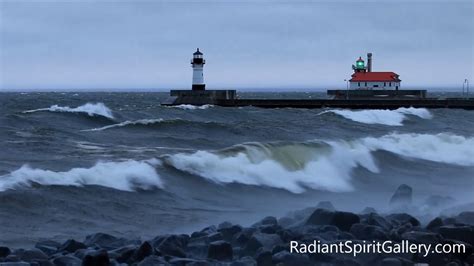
[{"left": 191, "top": 48, "right": 205, "bottom": 90}]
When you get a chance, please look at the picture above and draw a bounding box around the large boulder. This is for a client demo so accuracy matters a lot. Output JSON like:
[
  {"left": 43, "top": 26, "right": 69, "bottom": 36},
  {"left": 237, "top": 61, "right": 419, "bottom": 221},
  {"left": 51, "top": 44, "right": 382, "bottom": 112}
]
[
  {"left": 0, "top": 247, "right": 11, "bottom": 258},
  {"left": 207, "top": 240, "right": 233, "bottom": 261},
  {"left": 131, "top": 241, "right": 153, "bottom": 262},
  {"left": 137, "top": 255, "right": 167, "bottom": 266},
  {"left": 386, "top": 213, "right": 420, "bottom": 227},
  {"left": 389, "top": 184, "right": 413, "bottom": 207},
  {"left": 456, "top": 212, "right": 474, "bottom": 225},
  {"left": 218, "top": 225, "right": 242, "bottom": 241},
  {"left": 109, "top": 245, "right": 137, "bottom": 263},
  {"left": 364, "top": 213, "right": 392, "bottom": 231},
  {"left": 84, "top": 233, "right": 135, "bottom": 250},
  {"left": 82, "top": 250, "right": 110, "bottom": 266},
  {"left": 51, "top": 255, "right": 82, "bottom": 266},
  {"left": 306, "top": 209, "right": 360, "bottom": 231},
  {"left": 34, "top": 240, "right": 61, "bottom": 256},
  {"left": 243, "top": 233, "right": 282, "bottom": 256},
  {"left": 401, "top": 231, "right": 444, "bottom": 245},
  {"left": 152, "top": 234, "right": 189, "bottom": 258},
  {"left": 57, "top": 239, "right": 87, "bottom": 253},
  {"left": 272, "top": 250, "right": 310, "bottom": 266},
  {"left": 426, "top": 217, "right": 444, "bottom": 231},
  {"left": 350, "top": 224, "right": 389, "bottom": 240},
  {"left": 438, "top": 225, "right": 474, "bottom": 246},
  {"left": 255, "top": 249, "right": 273, "bottom": 266},
  {"left": 13, "top": 248, "right": 48, "bottom": 262}
]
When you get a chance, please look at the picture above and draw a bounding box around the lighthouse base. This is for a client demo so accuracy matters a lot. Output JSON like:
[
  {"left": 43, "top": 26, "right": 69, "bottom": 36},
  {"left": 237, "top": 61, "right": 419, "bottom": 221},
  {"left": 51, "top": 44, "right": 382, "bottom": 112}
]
[
  {"left": 192, "top": 84, "right": 206, "bottom": 91},
  {"left": 167, "top": 89, "right": 237, "bottom": 105}
]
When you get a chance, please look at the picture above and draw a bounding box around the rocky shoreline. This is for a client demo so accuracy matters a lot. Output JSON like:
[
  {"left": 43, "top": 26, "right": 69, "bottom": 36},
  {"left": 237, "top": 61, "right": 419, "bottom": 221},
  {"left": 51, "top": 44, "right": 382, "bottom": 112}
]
[{"left": 1, "top": 185, "right": 473, "bottom": 266}]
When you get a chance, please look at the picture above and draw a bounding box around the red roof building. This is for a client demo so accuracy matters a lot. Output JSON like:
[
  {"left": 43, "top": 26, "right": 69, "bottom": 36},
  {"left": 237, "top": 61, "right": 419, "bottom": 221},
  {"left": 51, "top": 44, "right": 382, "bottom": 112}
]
[
  {"left": 350, "top": 72, "right": 401, "bottom": 82},
  {"left": 349, "top": 54, "right": 401, "bottom": 90}
]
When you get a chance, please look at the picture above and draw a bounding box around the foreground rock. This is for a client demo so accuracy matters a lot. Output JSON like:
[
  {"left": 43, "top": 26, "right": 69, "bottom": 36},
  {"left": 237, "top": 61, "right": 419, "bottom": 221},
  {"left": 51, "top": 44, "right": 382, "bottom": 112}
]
[{"left": 1, "top": 204, "right": 473, "bottom": 265}]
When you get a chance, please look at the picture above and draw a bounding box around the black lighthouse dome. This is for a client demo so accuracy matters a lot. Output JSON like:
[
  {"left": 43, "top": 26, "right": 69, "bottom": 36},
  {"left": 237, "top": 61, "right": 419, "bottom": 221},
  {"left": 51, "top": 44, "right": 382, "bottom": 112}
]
[{"left": 192, "top": 48, "right": 205, "bottom": 65}]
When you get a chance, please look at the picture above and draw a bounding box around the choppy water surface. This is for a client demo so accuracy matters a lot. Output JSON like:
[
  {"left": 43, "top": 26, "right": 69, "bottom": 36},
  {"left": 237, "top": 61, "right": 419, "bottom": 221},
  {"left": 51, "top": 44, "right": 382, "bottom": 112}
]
[{"left": 1, "top": 92, "right": 473, "bottom": 247}]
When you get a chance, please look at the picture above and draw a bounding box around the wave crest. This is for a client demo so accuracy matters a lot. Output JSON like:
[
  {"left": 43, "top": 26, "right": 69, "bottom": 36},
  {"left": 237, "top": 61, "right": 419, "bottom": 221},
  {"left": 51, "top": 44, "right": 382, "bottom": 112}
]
[
  {"left": 170, "top": 104, "right": 214, "bottom": 110},
  {"left": 0, "top": 160, "right": 162, "bottom": 192},
  {"left": 321, "top": 107, "right": 432, "bottom": 126},
  {"left": 23, "top": 102, "right": 114, "bottom": 119},
  {"left": 164, "top": 133, "right": 474, "bottom": 193},
  {"left": 83, "top": 118, "right": 226, "bottom": 132}
]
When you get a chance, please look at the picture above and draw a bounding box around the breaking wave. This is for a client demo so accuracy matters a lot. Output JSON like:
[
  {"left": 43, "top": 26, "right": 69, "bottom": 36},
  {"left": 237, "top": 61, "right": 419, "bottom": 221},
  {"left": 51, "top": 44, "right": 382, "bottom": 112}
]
[
  {"left": 23, "top": 103, "right": 114, "bottom": 119},
  {"left": 0, "top": 160, "right": 162, "bottom": 192},
  {"left": 320, "top": 107, "right": 432, "bottom": 126},
  {"left": 164, "top": 133, "right": 474, "bottom": 193},
  {"left": 83, "top": 118, "right": 227, "bottom": 132},
  {"left": 170, "top": 104, "right": 214, "bottom": 110},
  {"left": 361, "top": 133, "right": 474, "bottom": 166}
]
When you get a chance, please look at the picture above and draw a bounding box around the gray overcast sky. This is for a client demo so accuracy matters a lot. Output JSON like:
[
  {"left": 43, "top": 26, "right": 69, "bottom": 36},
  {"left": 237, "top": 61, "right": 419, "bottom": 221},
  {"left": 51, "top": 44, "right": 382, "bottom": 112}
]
[{"left": 0, "top": 0, "right": 473, "bottom": 90}]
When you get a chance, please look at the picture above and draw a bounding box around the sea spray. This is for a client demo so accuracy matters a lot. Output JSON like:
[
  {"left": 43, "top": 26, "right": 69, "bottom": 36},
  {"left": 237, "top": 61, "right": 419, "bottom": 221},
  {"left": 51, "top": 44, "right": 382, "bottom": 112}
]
[
  {"left": 0, "top": 160, "right": 162, "bottom": 192},
  {"left": 320, "top": 107, "right": 432, "bottom": 126},
  {"left": 23, "top": 102, "right": 114, "bottom": 119},
  {"left": 164, "top": 132, "right": 474, "bottom": 193}
]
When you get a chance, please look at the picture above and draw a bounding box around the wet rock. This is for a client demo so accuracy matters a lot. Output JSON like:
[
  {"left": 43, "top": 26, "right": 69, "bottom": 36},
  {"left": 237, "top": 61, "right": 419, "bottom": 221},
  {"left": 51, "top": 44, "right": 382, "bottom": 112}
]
[
  {"left": 13, "top": 248, "right": 48, "bottom": 262},
  {"left": 438, "top": 225, "right": 474, "bottom": 245},
  {"left": 252, "top": 216, "right": 278, "bottom": 228},
  {"left": 83, "top": 233, "right": 134, "bottom": 250},
  {"left": 110, "top": 245, "right": 136, "bottom": 263},
  {"left": 0, "top": 247, "right": 11, "bottom": 258},
  {"left": 401, "top": 231, "right": 443, "bottom": 244},
  {"left": 207, "top": 240, "right": 233, "bottom": 261},
  {"left": 365, "top": 213, "right": 392, "bottom": 231},
  {"left": 379, "top": 257, "right": 404, "bottom": 266},
  {"left": 243, "top": 233, "right": 282, "bottom": 256},
  {"left": 426, "top": 217, "right": 444, "bottom": 231},
  {"left": 131, "top": 241, "right": 153, "bottom": 262},
  {"left": 0, "top": 262, "right": 30, "bottom": 266},
  {"left": 259, "top": 224, "right": 280, "bottom": 234},
  {"left": 361, "top": 207, "right": 377, "bottom": 214},
  {"left": 218, "top": 225, "right": 242, "bottom": 242},
  {"left": 57, "top": 239, "right": 87, "bottom": 253},
  {"left": 277, "top": 217, "right": 296, "bottom": 228},
  {"left": 34, "top": 240, "right": 60, "bottom": 256},
  {"left": 208, "top": 232, "right": 223, "bottom": 242},
  {"left": 315, "top": 201, "right": 336, "bottom": 211},
  {"left": 255, "top": 249, "right": 272, "bottom": 266},
  {"left": 306, "top": 209, "right": 360, "bottom": 231},
  {"left": 350, "top": 224, "right": 389, "bottom": 240},
  {"left": 137, "top": 255, "right": 167, "bottom": 266},
  {"left": 218, "top": 221, "right": 233, "bottom": 230},
  {"left": 389, "top": 184, "right": 413, "bottom": 207},
  {"left": 169, "top": 257, "right": 207, "bottom": 265},
  {"left": 51, "top": 255, "right": 82, "bottom": 266},
  {"left": 456, "top": 212, "right": 474, "bottom": 225},
  {"left": 82, "top": 250, "right": 109, "bottom": 266},
  {"left": 230, "top": 256, "right": 256, "bottom": 266},
  {"left": 153, "top": 235, "right": 188, "bottom": 258},
  {"left": 386, "top": 213, "right": 420, "bottom": 227},
  {"left": 272, "top": 250, "right": 310, "bottom": 265}
]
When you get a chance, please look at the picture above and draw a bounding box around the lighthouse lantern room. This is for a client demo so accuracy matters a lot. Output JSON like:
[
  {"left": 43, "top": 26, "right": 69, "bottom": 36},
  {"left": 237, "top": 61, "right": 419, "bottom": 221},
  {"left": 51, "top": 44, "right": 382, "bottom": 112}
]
[{"left": 191, "top": 48, "right": 206, "bottom": 90}]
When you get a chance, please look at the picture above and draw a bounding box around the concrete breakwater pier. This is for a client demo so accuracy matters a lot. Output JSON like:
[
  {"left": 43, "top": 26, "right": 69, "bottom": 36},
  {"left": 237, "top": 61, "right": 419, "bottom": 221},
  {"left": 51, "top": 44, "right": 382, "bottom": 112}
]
[
  {"left": 162, "top": 96, "right": 474, "bottom": 110},
  {"left": 162, "top": 49, "right": 473, "bottom": 109}
]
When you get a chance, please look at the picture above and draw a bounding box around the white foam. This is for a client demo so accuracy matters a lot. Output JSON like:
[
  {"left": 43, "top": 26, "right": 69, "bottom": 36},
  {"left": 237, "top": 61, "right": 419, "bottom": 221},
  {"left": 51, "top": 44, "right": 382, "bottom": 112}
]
[
  {"left": 171, "top": 104, "right": 213, "bottom": 110},
  {"left": 362, "top": 133, "right": 474, "bottom": 166},
  {"left": 321, "top": 107, "right": 432, "bottom": 126},
  {"left": 24, "top": 102, "right": 114, "bottom": 119},
  {"left": 165, "top": 141, "right": 379, "bottom": 193},
  {"left": 164, "top": 132, "right": 474, "bottom": 193},
  {"left": 83, "top": 119, "right": 164, "bottom": 132},
  {"left": 0, "top": 160, "right": 163, "bottom": 192}
]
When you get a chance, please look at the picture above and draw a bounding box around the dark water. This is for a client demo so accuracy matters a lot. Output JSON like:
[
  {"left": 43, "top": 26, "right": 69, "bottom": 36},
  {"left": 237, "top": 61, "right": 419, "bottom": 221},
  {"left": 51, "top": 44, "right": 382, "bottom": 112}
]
[{"left": 1, "top": 92, "right": 473, "bottom": 247}]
